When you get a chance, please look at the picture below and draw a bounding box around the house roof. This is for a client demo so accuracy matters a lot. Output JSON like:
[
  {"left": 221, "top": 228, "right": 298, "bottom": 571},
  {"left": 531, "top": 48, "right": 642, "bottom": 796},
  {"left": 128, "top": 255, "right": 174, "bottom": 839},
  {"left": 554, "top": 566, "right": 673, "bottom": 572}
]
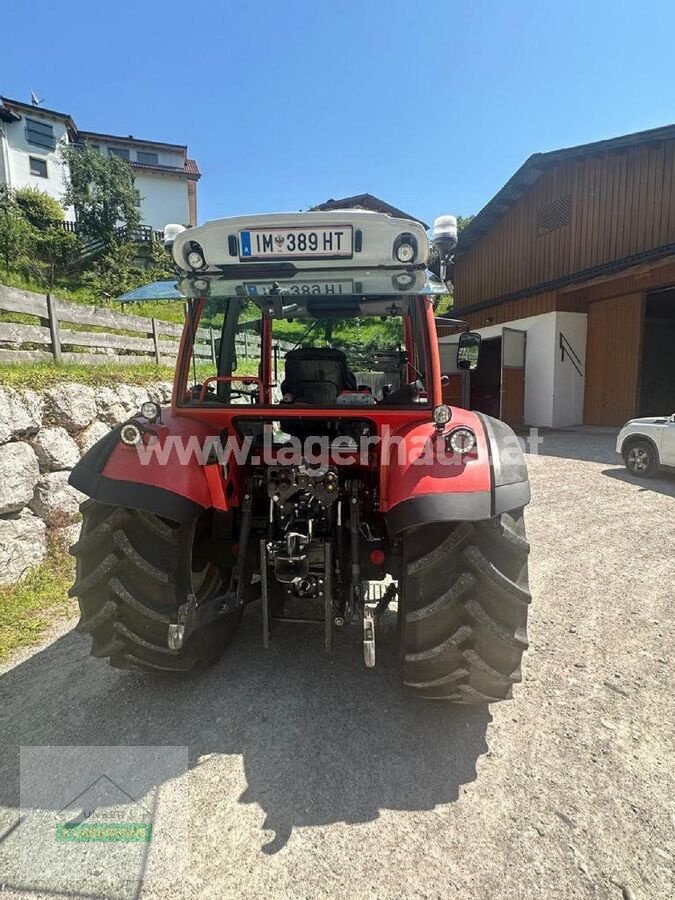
[
  {"left": 312, "top": 193, "right": 429, "bottom": 230},
  {"left": 77, "top": 129, "right": 187, "bottom": 153},
  {"left": 130, "top": 158, "right": 201, "bottom": 180},
  {"left": 0, "top": 103, "right": 21, "bottom": 123},
  {"left": 0, "top": 96, "right": 77, "bottom": 133},
  {"left": 459, "top": 123, "right": 675, "bottom": 254}
]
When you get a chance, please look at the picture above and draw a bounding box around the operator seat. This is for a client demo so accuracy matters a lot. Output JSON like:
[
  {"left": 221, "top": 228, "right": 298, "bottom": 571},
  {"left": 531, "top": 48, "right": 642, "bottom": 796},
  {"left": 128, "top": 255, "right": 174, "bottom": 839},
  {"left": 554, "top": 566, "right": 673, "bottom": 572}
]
[{"left": 280, "top": 347, "right": 357, "bottom": 405}]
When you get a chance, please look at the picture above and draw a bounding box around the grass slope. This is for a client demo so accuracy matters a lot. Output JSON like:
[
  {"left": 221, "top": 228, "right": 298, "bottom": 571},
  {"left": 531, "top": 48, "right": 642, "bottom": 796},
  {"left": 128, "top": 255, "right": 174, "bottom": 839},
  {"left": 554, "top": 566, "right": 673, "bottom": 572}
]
[{"left": 0, "top": 534, "right": 77, "bottom": 661}]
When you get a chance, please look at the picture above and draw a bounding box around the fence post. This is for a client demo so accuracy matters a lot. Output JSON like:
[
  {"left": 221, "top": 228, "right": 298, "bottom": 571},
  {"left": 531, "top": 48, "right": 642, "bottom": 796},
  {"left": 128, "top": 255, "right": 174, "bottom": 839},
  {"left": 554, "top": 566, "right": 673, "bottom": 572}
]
[
  {"left": 244, "top": 331, "right": 249, "bottom": 360},
  {"left": 210, "top": 327, "right": 216, "bottom": 364},
  {"left": 151, "top": 318, "right": 161, "bottom": 365},
  {"left": 46, "top": 293, "right": 62, "bottom": 362}
]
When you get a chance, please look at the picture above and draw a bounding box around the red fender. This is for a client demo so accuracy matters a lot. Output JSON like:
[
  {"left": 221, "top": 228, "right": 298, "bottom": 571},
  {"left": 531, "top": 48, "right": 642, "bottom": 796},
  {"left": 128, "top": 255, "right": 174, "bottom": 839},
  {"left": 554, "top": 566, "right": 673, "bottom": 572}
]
[
  {"left": 383, "top": 409, "right": 493, "bottom": 532},
  {"left": 69, "top": 411, "right": 240, "bottom": 522}
]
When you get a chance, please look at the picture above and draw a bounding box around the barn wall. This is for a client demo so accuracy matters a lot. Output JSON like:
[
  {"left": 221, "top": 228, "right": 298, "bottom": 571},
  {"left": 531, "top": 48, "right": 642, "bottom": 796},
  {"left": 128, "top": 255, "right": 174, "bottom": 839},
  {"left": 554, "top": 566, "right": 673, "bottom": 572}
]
[{"left": 454, "top": 140, "right": 675, "bottom": 309}]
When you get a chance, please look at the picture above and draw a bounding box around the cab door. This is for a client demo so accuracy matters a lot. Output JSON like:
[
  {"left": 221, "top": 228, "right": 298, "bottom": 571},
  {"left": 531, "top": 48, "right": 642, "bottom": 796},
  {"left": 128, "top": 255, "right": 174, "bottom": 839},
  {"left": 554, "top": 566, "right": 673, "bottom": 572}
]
[
  {"left": 500, "top": 328, "right": 526, "bottom": 426},
  {"left": 438, "top": 337, "right": 469, "bottom": 408}
]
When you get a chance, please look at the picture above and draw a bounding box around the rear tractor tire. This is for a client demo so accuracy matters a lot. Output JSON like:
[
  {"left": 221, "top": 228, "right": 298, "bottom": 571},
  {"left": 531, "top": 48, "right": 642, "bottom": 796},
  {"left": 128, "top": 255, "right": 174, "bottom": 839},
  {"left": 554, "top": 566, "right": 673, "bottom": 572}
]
[
  {"left": 401, "top": 508, "right": 531, "bottom": 702},
  {"left": 69, "top": 500, "right": 242, "bottom": 673}
]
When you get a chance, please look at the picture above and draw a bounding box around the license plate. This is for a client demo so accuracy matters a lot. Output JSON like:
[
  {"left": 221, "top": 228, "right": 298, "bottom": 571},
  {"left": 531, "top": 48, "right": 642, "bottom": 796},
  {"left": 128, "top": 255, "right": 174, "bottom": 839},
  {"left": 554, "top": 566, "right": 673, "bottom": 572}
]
[
  {"left": 239, "top": 226, "right": 353, "bottom": 259},
  {"left": 245, "top": 279, "right": 354, "bottom": 297}
]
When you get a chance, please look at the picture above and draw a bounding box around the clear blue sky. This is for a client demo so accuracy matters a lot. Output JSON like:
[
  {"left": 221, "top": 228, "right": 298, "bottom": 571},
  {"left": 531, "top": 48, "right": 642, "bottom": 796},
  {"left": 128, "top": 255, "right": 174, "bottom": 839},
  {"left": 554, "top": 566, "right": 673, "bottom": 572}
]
[{"left": 2, "top": 0, "right": 674, "bottom": 227}]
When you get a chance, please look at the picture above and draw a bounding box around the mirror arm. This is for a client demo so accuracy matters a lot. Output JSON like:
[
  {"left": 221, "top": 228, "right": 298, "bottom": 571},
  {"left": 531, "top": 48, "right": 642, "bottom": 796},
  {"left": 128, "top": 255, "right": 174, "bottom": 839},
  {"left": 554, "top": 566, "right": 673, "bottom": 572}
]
[{"left": 435, "top": 316, "right": 469, "bottom": 332}]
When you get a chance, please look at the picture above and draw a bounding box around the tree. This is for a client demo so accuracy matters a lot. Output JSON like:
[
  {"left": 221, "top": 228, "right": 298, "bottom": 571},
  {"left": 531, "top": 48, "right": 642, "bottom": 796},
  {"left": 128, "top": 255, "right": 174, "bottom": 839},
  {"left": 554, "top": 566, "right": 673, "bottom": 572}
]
[
  {"left": 457, "top": 214, "right": 475, "bottom": 234},
  {"left": 62, "top": 144, "right": 140, "bottom": 246},
  {"left": 14, "top": 186, "right": 64, "bottom": 230},
  {"left": 0, "top": 187, "right": 34, "bottom": 273},
  {"left": 31, "top": 229, "right": 80, "bottom": 286}
]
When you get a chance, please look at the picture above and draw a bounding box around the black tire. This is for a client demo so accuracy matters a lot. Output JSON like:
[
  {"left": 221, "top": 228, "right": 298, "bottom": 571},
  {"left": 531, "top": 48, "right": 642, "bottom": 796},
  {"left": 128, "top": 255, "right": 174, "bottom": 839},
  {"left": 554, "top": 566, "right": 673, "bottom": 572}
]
[
  {"left": 401, "top": 509, "right": 531, "bottom": 702},
  {"left": 69, "top": 500, "right": 242, "bottom": 673},
  {"left": 623, "top": 439, "right": 657, "bottom": 478}
]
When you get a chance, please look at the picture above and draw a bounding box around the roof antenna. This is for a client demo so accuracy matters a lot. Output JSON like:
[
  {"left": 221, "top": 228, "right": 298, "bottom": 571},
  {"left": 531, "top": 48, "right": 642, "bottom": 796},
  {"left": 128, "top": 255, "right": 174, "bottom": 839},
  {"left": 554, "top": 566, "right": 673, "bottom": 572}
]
[{"left": 30, "top": 91, "right": 44, "bottom": 107}]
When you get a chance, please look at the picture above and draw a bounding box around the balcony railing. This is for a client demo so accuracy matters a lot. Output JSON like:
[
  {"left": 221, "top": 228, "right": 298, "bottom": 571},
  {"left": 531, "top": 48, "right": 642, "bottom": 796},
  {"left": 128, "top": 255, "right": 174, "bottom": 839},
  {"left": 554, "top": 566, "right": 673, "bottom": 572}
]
[{"left": 56, "top": 221, "right": 165, "bottom": 243}]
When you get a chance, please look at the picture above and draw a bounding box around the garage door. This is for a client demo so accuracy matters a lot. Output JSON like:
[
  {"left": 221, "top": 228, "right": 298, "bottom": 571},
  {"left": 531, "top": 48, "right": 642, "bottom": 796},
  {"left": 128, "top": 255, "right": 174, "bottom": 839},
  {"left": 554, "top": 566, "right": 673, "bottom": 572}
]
[{"left": 584, "top": 293, "right": 644, "bottom": 426}]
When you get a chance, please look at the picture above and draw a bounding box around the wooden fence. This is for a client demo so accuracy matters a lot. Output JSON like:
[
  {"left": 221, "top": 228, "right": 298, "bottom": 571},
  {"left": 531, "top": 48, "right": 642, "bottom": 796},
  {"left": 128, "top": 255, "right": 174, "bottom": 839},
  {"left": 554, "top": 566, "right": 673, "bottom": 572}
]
[{"left": 0, "top": 284, "right": 290, "bottom": 367}]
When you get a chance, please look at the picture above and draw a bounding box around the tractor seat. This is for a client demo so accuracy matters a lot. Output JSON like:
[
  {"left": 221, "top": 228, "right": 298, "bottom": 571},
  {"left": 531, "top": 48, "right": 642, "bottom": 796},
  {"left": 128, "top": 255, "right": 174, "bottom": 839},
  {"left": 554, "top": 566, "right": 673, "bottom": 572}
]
[{"left": 280, "top": 348, "right": 357, "bottom": 406}]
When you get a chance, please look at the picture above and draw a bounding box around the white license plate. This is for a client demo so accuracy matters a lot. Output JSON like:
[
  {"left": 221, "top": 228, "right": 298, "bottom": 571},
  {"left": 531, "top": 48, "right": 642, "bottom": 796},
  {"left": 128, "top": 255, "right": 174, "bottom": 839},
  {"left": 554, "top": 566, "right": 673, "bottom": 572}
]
[
  {"left": 245, "top": 280, "right": 354, "bottom": 297},
  {"left": 239, "top": 226, "right": 353, "bottom": 259}
]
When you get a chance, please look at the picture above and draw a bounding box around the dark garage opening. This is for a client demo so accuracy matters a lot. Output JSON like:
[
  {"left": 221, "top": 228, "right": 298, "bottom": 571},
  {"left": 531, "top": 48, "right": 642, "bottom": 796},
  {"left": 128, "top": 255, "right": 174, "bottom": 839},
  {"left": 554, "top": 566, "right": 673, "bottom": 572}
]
[
  {"left": 470, "top": 336, "right": 502, "bottom": 418},
  {"left": 640, "top": 288, "right": 675, "bottom": 416}
]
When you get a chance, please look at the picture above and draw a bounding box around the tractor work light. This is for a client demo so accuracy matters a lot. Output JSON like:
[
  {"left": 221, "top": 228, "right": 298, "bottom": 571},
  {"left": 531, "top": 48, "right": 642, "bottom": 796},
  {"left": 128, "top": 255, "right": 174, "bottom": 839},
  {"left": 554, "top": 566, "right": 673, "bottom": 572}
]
[
  {"left": 120, "top": 422, "right": 143, "bottom": 446},
  {"left": 140, "top": 401, "right": 161, "bottom": 422},
  {"left": 432, "top": 404, "right": 452, "bottom": 428},
  {"left": 448, "top": 427, "right": 476, "bottom": 456},
  {"left": 394, "top": 232, "right": 417, "bottom": 264},
  {"left": 187, "top": 247, "right": 205, "bottom": 269}
]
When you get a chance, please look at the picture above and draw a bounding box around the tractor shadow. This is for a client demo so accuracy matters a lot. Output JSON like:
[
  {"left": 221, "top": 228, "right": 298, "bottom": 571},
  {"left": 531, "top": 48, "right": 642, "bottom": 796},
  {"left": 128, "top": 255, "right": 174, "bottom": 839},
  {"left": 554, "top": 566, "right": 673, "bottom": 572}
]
[{"left": 0, "top": 610, "right": 491, "bottom": 868}]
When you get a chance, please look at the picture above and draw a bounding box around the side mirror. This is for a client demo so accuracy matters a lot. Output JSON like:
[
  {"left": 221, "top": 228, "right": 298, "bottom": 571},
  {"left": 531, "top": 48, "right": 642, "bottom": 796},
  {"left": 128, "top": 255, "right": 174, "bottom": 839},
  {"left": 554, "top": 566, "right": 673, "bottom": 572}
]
[{"left": 457, "top": 332, "right": 481, "bottom": 371}]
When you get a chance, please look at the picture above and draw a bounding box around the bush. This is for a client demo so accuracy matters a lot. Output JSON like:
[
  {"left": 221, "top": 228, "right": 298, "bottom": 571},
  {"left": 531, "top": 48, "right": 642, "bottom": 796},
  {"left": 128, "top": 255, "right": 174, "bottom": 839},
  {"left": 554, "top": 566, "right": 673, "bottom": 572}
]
[{"left": 14, "top": 187, "right": 64, "bottom": 230}]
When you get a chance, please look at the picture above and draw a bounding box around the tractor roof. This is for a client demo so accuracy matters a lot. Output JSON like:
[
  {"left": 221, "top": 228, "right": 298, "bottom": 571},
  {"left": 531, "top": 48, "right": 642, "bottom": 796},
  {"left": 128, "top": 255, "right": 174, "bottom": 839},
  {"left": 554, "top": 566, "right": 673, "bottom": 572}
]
[{"left": 168, "top": 210, "right": 430, "bottom": 274}]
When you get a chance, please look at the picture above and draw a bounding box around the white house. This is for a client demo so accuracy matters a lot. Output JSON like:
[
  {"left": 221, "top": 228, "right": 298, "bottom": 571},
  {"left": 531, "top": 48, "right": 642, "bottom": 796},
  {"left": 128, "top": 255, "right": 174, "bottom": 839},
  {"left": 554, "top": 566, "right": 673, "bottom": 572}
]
[{"left": 0, "top": 96, "right": 200, "bottom": 231}]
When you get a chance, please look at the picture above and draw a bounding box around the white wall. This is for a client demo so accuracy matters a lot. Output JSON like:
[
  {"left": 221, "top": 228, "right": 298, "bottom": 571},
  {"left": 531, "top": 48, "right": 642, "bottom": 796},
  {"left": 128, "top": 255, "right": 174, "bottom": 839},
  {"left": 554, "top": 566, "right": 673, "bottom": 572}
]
[
  {"left": 438, "top": 309, "right": 588, "bottom": 428},
  {"left": 1, "top": 114, "right": 75, "bottom": 220},
  {"left": 552, "top": 311, "right": 587, "bottom": 427},
  {"left": 133, "top": 172, "right": 189, "bottom": 230}
]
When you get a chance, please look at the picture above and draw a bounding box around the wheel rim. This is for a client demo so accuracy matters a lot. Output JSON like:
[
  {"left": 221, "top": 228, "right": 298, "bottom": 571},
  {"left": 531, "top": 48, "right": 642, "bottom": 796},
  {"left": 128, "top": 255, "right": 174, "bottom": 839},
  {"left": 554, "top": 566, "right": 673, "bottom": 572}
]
[{"left": 627, "top": 446, "right": 650, "bottom": 472}]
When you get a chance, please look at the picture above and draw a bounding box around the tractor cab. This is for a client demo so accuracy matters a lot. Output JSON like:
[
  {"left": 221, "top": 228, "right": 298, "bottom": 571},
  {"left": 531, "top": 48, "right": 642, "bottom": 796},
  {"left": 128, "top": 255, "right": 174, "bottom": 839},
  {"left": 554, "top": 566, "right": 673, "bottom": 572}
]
[{"left": 127, "top": 210, "right": 477, "bottom": 418}]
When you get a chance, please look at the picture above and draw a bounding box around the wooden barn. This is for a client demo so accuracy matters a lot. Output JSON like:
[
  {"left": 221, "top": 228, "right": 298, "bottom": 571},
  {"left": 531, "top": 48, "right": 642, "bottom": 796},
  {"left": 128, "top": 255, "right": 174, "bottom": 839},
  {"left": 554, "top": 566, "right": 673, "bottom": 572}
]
[{"left": 445, "top": 125, "right": 675, "bottom": 427}]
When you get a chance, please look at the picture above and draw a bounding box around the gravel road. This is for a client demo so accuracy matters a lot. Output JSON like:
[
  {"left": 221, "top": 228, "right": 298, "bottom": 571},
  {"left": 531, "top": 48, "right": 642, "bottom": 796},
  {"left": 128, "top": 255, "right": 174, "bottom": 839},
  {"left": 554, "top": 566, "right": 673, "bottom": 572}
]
[{"left": 0, "top": 430, "right": 673, "bottom": 900}]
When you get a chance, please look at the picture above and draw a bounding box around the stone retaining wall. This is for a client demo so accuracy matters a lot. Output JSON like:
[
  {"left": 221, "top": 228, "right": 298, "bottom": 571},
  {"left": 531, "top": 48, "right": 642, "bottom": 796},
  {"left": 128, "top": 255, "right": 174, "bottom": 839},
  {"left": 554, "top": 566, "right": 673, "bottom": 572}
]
[{"left": 0, "top": 380, "right": 172, "bottom": 586}]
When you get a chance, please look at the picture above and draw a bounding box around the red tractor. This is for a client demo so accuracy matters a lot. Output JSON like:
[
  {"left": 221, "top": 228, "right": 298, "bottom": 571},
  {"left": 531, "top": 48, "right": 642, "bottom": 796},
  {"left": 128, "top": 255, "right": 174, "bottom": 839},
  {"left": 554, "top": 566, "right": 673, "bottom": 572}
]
[{"left": 69, "top": 211, "right": 531, "bottom": 702}]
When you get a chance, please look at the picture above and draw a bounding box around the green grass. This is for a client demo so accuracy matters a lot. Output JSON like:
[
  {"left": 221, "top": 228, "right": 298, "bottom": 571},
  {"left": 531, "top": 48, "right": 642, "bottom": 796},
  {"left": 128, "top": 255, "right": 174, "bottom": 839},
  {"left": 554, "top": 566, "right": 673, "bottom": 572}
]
[
  {"left": 0, "top": 534, "right": 77, "bottom": 661},
  {"left": 0, "top": 360, "right": 176, "bottom": 389}
]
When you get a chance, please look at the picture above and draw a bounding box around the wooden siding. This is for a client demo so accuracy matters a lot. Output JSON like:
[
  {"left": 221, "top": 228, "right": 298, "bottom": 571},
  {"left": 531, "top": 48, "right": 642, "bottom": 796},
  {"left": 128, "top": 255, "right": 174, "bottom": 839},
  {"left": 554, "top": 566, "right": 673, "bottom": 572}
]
[
  {"left": 460, "top": 291, "right": 558, "bottom": 330},
  {"left": 583, "top": 293, "right": 645, "bottom": 425},
  {"left": 454, "top": 140, "right": 675, "bottom": 309}
]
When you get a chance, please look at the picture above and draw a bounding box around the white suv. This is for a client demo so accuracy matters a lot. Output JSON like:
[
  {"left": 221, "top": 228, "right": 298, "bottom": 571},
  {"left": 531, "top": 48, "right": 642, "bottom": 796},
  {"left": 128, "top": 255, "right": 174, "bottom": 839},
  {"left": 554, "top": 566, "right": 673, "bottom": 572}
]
[{"left": 616, "top": 414, "right": 675, "bottom": 477}]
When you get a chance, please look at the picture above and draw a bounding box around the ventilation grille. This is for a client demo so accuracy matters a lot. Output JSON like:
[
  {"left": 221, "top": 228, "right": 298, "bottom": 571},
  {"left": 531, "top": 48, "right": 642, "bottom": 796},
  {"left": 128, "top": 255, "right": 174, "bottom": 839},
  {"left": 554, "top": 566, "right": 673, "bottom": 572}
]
[{"left": 536, "top": 194, "right": 571, "bottom": 236}]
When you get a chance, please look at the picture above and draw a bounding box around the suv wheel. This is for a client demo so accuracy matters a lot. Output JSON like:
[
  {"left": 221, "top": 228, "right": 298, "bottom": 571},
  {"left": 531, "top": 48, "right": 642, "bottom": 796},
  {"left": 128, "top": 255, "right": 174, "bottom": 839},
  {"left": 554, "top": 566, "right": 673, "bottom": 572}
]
[{"left": 624, "top": 440, "right": 657, "bottom": 478}]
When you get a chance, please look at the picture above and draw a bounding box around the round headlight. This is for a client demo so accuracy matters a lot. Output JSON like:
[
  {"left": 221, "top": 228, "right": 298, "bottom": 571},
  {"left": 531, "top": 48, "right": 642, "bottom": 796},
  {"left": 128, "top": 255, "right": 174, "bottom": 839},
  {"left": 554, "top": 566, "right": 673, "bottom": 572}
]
[
  {"left": 396, "top": 242, "right": 415, "bottom": 263},
  {"left": 140, "top": 401, "right": 161, "bottom": 422},
  {"left": 449, "top": 427, "right": 476, "bottom": 455},
  {"left": 120, "top": 423, "right": 143, "bottom": 446},
  {"left": 187, "top": 250, "right": 205, "bottom": 269},
  {"left": 432, "top": 404, "right": 452, "bottom": 427}
]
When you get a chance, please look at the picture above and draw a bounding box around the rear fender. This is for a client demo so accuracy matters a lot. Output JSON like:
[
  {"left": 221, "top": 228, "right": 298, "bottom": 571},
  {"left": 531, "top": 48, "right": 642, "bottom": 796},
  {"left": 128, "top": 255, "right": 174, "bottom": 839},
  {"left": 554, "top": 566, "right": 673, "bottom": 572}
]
[
  {"left": 384, "top": 410, "right": 530, "bottom": 533},
  {"left": 69, "top": 411, "right": 241, "bottom": 523}
]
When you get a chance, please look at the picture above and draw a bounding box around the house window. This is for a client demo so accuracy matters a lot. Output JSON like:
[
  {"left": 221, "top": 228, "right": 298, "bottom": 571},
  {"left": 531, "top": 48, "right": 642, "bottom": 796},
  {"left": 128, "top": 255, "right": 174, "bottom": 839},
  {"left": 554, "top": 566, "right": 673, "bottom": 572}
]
[
  {"left": 136, "top": 151, "right": 159, "bottom": 166},
  {"left": 29, "top": 156, "right": 48, "bottom": 178},
  {"left": 109, "top": 147, "right": 130, "bottom": 160},
  {"left": 25, "top": 118, "right": 56, "bottom": 150}
]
